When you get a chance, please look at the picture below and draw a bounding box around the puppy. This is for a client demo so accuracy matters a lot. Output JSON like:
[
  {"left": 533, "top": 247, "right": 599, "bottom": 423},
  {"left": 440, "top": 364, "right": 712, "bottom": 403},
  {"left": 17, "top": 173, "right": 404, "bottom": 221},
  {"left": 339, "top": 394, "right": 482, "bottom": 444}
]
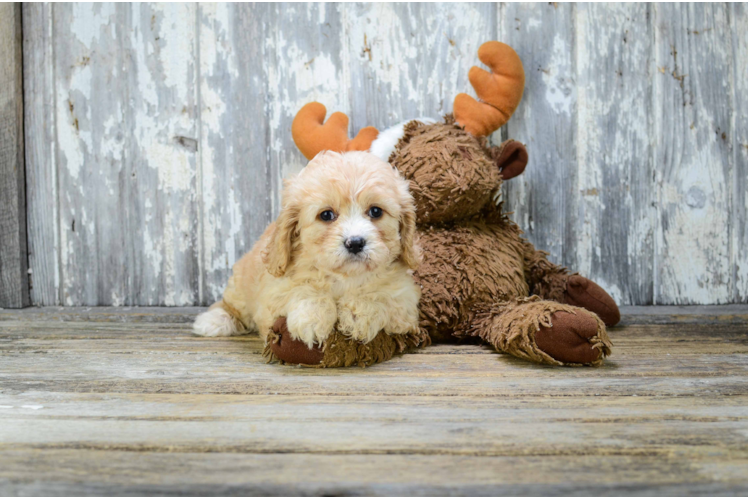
[{"left": 193, "top": 151, "right": 421, "bottom": 348}]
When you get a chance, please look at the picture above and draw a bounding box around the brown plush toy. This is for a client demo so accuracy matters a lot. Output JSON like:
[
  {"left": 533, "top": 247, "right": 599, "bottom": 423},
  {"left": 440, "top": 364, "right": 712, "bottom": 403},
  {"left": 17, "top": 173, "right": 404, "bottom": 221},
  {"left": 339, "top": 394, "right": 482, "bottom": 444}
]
[{"left": 268, "top": 41, "right": 619, "bottom": 368}]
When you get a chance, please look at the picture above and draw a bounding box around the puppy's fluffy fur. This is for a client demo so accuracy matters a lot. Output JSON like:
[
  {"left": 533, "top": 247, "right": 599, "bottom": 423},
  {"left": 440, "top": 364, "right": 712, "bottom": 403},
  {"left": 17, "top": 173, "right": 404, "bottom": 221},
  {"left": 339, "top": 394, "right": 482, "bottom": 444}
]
[{"left": 193, "top": 151, "right": 421, "bottom": 348}]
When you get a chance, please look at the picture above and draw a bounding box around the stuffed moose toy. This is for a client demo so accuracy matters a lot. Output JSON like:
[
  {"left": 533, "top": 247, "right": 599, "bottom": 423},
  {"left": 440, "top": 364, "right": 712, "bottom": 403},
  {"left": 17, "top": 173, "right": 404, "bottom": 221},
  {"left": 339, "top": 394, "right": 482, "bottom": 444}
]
[{"left": 266, "top": 41, "right": 620, "bottom": 367}]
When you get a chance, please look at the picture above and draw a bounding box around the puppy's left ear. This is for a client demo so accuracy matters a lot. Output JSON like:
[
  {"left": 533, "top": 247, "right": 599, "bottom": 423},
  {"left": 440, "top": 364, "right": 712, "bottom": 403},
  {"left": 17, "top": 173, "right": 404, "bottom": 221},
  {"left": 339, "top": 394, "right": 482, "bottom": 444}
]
[{"left": 398, "top": 181, "right": 421, "bottom": 270}]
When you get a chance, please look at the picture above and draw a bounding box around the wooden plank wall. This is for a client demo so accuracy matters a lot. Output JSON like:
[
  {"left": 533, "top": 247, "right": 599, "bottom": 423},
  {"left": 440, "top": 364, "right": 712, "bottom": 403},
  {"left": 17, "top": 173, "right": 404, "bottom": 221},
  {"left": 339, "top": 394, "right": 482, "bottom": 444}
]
[
  {"left": 21, "top": 3, "right": 747, "bottom": 307},
  {"left": 0, "top": 3, "right": 29, "bottom": 308}
]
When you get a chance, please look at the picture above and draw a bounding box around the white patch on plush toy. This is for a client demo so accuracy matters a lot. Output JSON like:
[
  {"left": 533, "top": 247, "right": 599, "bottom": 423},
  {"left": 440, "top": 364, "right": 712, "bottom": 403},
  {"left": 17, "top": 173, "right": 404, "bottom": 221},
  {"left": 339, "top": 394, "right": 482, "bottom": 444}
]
[{"left": 370, "top": 118, "right": 436, "bottom": 161}]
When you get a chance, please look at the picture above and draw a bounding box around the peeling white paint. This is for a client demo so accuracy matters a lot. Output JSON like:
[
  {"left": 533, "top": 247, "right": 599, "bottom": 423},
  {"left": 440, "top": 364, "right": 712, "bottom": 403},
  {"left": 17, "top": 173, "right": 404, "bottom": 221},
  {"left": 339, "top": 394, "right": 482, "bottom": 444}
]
[
  {"left": 654, "top": 3, "right": 733, "bottom": 304},
  {"left": 70, "top": 3, "right": 115, "bottom": 48},
  {"left": 142, "top": 227, "right": 163, "bottom": 286},
  {"left": 56, "top": 66, "right": 94, "bottom": 181},
  {"left": 149, "top": 143, "right": 194, "bottom": 193},
  {"left": 732, "top": 5, "right": 748, "bottom": 301},
  {"left": 542, "top": 34, "right": 575, "bottom": 116},
  {"left": 153, "top": 4, "right": 194, "bottom": 100},
  {"left": 110, "top": 291, "right": 124, "bottom": 307},
  {"left": 199, "top": 1, "right": 232, "bottom": 286}
]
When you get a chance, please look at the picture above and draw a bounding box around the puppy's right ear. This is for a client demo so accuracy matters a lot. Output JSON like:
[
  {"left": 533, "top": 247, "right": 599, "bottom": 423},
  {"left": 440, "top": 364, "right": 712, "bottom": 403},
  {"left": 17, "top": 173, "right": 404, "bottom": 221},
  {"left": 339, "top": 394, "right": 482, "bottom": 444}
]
[
  {"left": 262, "top": 197, "right": 299, "bottom": 277},
  {"left": 397, "top": 178, "right": 422, "bottom": 270}
]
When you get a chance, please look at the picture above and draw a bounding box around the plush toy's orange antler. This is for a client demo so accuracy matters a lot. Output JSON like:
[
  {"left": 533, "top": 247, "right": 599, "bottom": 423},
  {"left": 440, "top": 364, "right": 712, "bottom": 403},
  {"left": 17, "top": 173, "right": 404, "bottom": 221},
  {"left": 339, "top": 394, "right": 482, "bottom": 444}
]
[
  {"left": 453, "top": 41, "right": 525, "bottom": 137},
  {"left": 292, "top": 102, "right": 379, "bottom": 160}
]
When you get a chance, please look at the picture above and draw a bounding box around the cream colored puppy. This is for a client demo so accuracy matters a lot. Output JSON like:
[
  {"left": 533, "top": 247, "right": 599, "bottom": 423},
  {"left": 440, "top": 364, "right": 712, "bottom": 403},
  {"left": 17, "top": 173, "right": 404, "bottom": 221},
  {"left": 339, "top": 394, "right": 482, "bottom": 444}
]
[{"left": 193, "top": 151, "right": 421, "bottom": 348}]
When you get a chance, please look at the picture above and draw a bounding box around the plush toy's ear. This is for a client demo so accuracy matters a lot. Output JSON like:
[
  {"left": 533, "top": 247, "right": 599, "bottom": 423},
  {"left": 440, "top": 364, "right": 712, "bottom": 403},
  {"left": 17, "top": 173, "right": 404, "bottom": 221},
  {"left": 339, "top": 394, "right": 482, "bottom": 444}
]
[
  {"left": 453, "top": 41, "right": 525, "bottom": 138},
  {"left": 292, "top": 102, "right": 379, "bottom": 160},
  {"left": 492, "top": 140, "right": 528, "bottom": 180}
]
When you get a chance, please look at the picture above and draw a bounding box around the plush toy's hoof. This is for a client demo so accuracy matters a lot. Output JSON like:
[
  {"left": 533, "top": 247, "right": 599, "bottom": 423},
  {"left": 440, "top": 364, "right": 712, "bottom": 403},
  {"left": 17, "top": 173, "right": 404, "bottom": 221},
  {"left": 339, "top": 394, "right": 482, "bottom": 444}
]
[
  {"left": 564, "top": 275, "right": 621, "bottom": 326},
  {"left": 534, "top": 311, "right": 606, "bottom": 365},
  {"left": 267, "top": 317, "right": 324, "bottom": 366}
]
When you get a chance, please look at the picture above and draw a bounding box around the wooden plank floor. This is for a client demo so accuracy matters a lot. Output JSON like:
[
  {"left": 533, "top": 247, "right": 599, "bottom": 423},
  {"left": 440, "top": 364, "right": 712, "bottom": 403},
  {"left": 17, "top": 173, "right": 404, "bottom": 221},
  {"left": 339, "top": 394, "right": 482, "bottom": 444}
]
[{"left": 1, "top": 306, "right": 747, "bottom": 495}]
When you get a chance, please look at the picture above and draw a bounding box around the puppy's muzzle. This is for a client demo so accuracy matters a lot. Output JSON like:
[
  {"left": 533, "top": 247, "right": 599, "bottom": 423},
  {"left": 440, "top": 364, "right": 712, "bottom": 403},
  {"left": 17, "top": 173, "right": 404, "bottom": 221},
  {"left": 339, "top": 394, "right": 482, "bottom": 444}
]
[{"left": 344, "top": 236, "right": 366, "bottom": 255}]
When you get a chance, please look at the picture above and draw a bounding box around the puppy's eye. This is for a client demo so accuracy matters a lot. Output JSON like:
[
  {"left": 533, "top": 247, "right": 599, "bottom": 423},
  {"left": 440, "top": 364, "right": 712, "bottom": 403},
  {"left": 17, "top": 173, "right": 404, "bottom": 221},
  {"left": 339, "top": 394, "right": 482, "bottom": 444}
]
[
  {"left": 319, "top": 210, "right": 336, "bottom": 222},
  {"left": 367, "top": 206, "right": 383, "bottom": 219}
]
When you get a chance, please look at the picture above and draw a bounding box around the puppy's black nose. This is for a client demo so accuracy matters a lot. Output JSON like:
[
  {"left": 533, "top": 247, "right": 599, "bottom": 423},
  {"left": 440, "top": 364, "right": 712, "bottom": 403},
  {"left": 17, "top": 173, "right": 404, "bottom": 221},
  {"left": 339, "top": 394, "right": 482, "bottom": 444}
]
[{"left": 345, "top": 236, "right": 366, "bottom": 254}]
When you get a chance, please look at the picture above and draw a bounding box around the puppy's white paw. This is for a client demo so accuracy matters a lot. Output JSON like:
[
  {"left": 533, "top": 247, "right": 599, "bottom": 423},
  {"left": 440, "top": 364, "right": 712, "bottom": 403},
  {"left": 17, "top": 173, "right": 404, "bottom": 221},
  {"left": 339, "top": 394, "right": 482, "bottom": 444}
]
[
  {"left": 285, "top": 298, "right": 337, "bottom": 349},
  {"left": 383, "top": 306, "right": 420, "bottom": 337},
  {"left": 193, "top": 308, "right": 244, "bottom": 337},
  {"left": 337, "top": 302, "right": 386, "bottom": 344}
]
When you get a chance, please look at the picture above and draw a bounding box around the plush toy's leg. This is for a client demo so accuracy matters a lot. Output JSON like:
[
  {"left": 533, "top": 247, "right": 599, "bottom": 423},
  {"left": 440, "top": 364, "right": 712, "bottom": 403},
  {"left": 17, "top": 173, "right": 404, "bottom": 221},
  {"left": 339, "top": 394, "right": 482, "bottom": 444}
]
[
  {"left": 523, "top": 244, "right": 621, "bottom": 326},
  {"left": 265, "top": 317, "right": 324, "bottom": 365},
  {"left": 563, "top": 275, "right": 621, "bottom": 326},
  {"left": 468, "top": 297, "right": 612, "bottom": 366},
  {"left": 265, "top": 317, "right": 430, "bottom": 368}
]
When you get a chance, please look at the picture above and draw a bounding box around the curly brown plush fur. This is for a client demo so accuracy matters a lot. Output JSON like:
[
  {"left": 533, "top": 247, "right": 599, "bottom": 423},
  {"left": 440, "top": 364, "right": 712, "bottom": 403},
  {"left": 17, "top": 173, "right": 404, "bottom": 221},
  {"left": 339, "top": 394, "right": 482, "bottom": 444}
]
[
  {"left": 265, "top": 319, "right": 430, "bottom": 368},
  {"left": 468, "top": 296, "right": 611, "bottom": 366},
  {"left": 396, "top": 118, "right": 615, "bottom": 364},
  {"left": 393, "top": 117, "right": 500, "bottom": 224},
  {"left": 271, "top": 116, "right": 619, "bottom": 368}
]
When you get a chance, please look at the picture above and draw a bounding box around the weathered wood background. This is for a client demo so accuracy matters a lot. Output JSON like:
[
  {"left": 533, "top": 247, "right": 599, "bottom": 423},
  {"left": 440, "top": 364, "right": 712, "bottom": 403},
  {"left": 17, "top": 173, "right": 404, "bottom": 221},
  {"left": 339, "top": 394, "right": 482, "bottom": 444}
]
[
  {"left": 21, "top": 3, "right": 747, "bottom": 307},
  {"left": 0, "top": 3, "right": 29, "bottom": 308}
]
